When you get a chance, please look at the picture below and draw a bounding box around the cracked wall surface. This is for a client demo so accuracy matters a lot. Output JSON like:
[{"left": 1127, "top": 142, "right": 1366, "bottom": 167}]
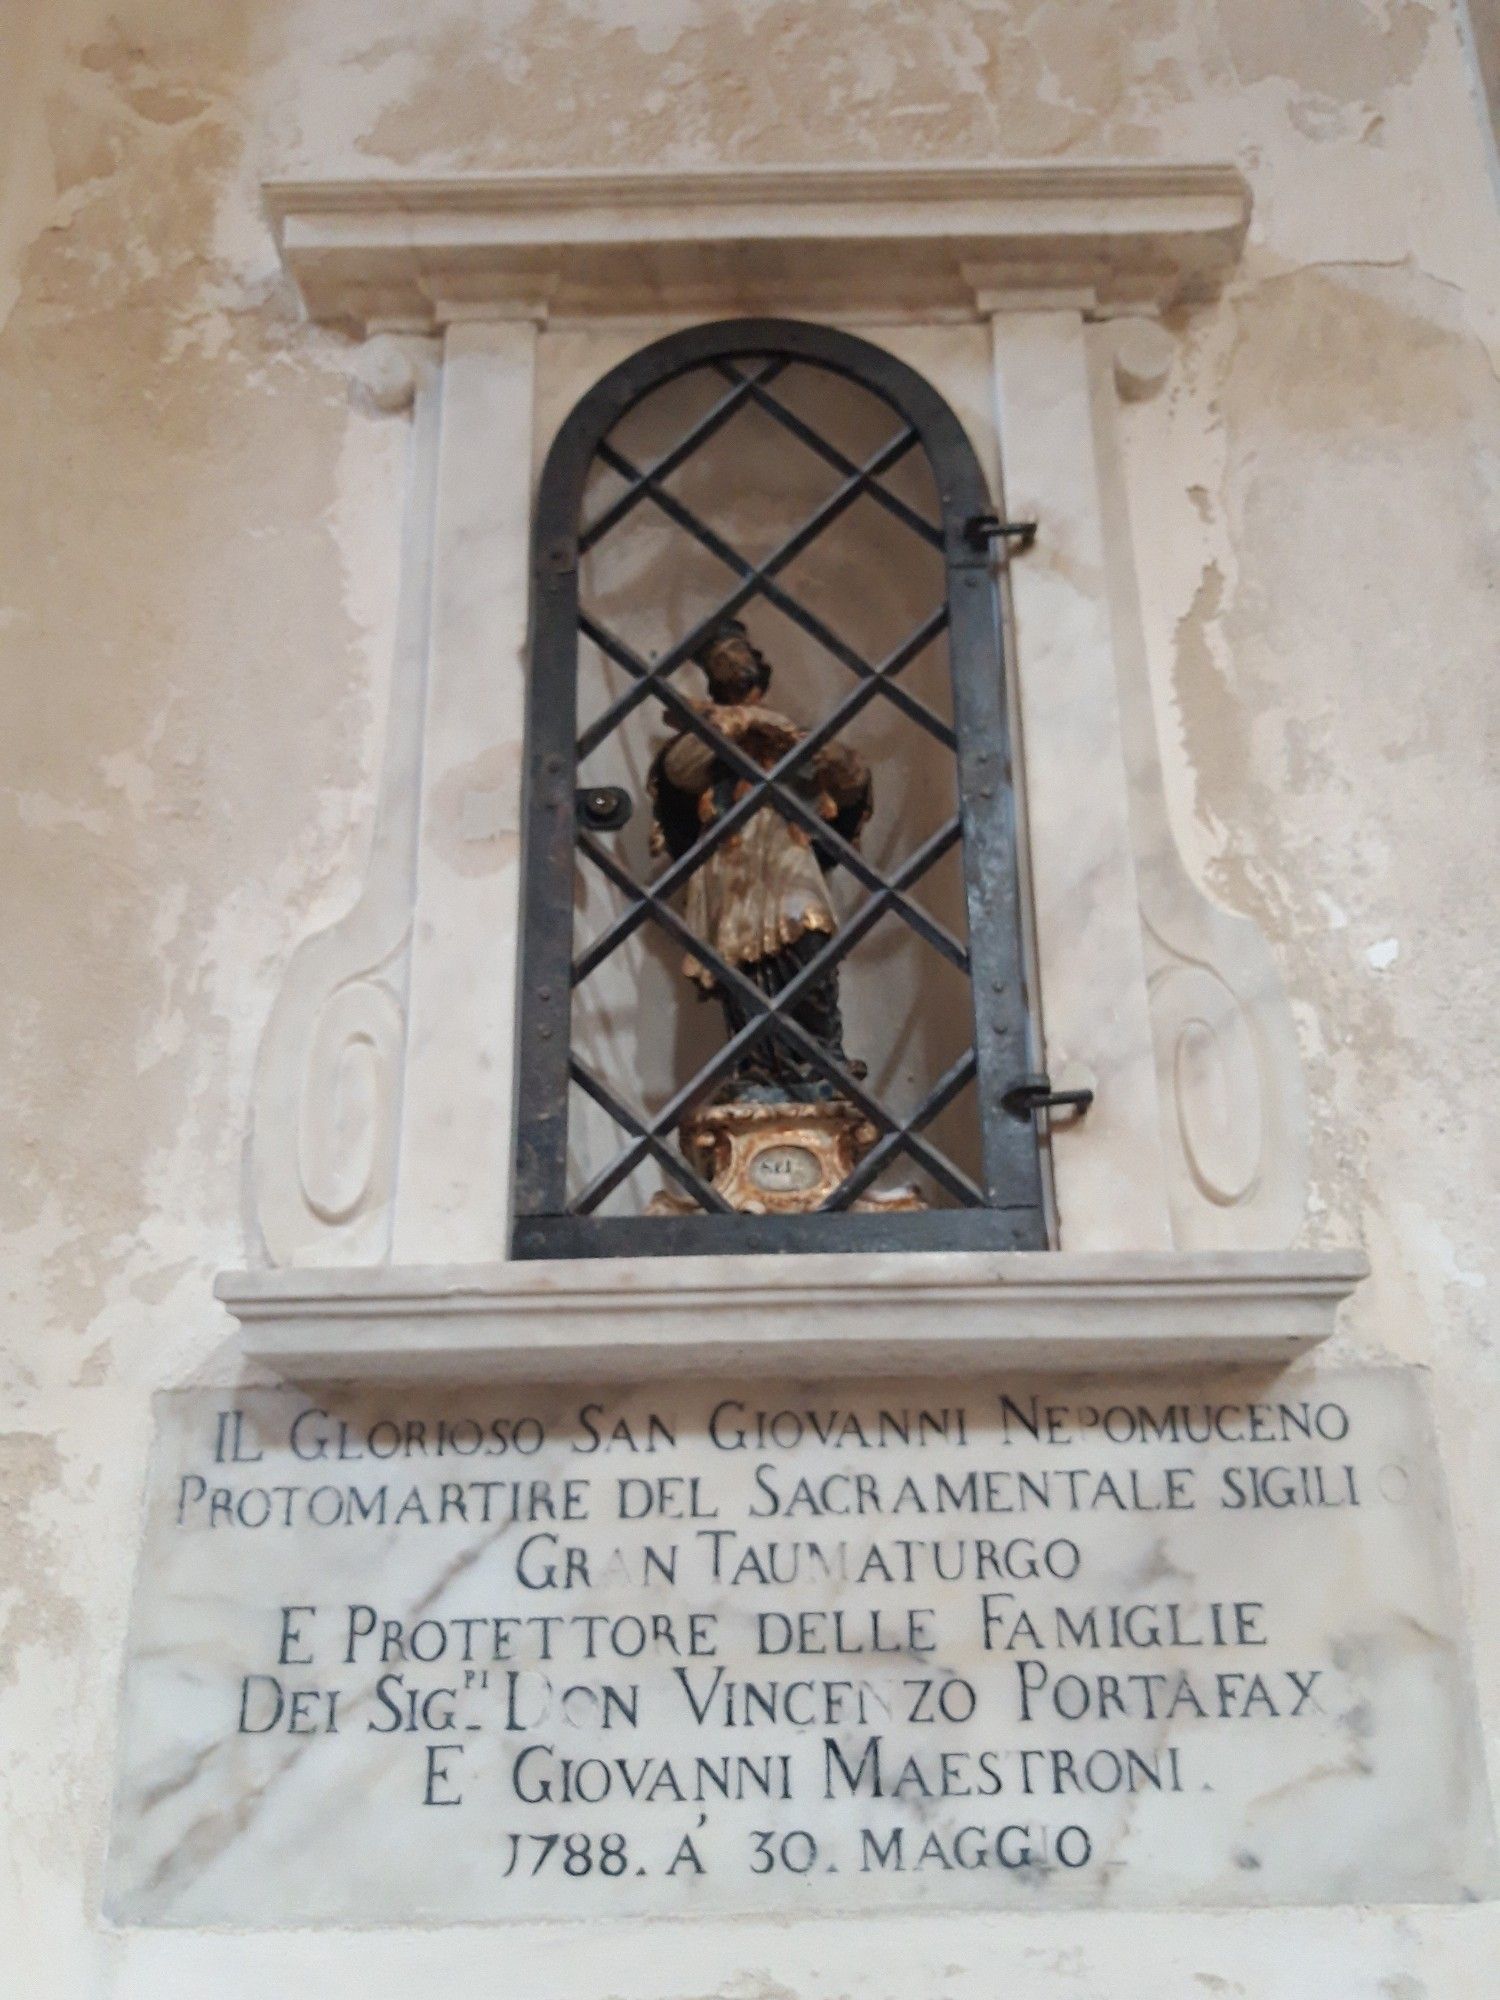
[{"left": 2, "top": 2, "right": 1498, "bottom": 1996}]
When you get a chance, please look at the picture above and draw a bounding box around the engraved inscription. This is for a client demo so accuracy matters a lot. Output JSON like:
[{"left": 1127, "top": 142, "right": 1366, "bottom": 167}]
[
  {"left": 105, "top": 1372, "right": 1495, "bottom": 1924},
  {"left": 749, "top": 1144, "right": 822, "bottom": 1192}
]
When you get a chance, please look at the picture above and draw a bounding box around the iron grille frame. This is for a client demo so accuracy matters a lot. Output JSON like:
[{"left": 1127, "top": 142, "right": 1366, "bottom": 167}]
[{"left": 511, "top": 316, "right": 1045, "bottom": 1259}]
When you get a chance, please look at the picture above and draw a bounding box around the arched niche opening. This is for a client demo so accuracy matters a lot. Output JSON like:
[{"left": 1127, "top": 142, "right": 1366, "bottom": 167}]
[{"left": 513, "top": 318, "right": 1044, "bottom": 1258}]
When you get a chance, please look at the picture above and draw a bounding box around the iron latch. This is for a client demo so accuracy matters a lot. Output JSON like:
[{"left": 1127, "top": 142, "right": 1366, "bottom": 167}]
[
  {"left": 965, "top": 514, "right": 1038, "bottom": 555},
  {"left": 1001, "top": 1072, "right": 1094, "bottom": 1121}
]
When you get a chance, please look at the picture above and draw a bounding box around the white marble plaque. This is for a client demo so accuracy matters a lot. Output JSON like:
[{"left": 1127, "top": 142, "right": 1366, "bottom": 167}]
[{"left": 106, "top": 1369, "right": 1493, "bottom": 1923}]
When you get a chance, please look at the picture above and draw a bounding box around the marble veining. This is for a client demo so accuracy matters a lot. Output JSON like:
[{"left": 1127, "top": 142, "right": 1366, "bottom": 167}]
[{"left": 106, "top": 1367, "right": 1493, "bottom": 1925}]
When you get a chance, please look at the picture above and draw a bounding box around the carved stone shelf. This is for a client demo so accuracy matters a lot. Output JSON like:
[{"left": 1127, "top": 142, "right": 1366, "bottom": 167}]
[{"left": 218, "top": 1249, "right": 1366, "bottom": 1383}]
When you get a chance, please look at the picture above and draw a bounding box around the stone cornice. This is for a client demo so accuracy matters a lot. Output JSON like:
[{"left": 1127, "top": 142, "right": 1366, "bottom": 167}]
[
  {"left": 262, "top": 160, "right": 1251, "bottom": 332},
  {"left": 217, "top": 1248, "right": 1364, "bottom": 1382}
]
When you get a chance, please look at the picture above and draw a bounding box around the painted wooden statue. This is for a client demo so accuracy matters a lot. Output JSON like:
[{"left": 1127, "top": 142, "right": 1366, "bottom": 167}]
[
  {"left": 648, "top": 619, "right": 871, "bottom": 1102},
  {"left": 648, "top": 622, "right": 917, "bottom": 1215}
]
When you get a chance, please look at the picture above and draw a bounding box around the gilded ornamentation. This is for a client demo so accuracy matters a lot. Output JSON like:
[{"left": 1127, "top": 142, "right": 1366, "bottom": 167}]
[{"left": 647, "top": 1101, "right": 924, "bottom": 1217}]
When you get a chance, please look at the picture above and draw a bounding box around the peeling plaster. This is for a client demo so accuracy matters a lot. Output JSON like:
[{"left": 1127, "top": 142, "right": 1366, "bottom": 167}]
[
  {"left": 0, "top": 4, "right": 395, "bottom": 1401},
  {"left": 0, "top": 1432, "right": 86, "bottom": 1695},
  {"left": 1219, "top": 0, "right": 1434, "bottom": 103},
  {"left": 2, "top": 2, "right": 1500, "bottom": 1996}
]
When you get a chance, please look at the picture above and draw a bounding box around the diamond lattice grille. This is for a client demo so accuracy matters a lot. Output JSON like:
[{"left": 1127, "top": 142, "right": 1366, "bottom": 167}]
[
  {"left": 513, "top": 318, "right": 1045, "bottom": 1258},
  {"left": 570, "top": 358, "right": 975, "bottom": 1216}
]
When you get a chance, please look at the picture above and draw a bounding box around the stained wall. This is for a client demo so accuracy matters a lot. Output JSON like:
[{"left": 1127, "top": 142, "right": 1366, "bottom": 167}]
[{"left": 2, "top": 3, "right": 1497, "bottom": 1995}]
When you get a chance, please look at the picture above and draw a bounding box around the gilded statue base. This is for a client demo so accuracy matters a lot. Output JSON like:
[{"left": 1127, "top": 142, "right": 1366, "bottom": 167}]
[{"left": 648, "top": 1099, "right": 927, "bottom": 1217}]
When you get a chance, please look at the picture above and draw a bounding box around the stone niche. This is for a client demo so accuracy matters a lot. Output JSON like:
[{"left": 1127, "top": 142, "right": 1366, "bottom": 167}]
[
  {"left": 104, "top": 163, "right": 1495, "bottom": 1933},
  {"left": 218, "top": 162, "right": 1364, "bottom": 1371}
]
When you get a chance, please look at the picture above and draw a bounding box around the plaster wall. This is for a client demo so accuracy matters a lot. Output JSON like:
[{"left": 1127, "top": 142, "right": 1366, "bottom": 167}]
[{"left": 2, "top": 3, "right": 1497, "bottom": 1996}]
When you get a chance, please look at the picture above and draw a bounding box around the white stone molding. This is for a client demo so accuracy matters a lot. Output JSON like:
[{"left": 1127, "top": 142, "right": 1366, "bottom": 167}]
[
  {"left": 388, "top": 318, "right": 537, "bottom": 1264},
  {"left": 1087, "top": 319, "right": 1311, "bottom": 1250},
  {"left": 218, "top": 1247, "right": 1364, "bottom": 1381},
  {"left": 344, "top": 331, "right": 422, "bottom": 414},
  {"left": 984, "top": 307, "right": 1175, "bottom": 1251},
  {"left": 235, "top": 159, "right": 1340, "bottom": 1364},
  {"left": 1110, "top": 314, "right": 1177, "bottom": 403},
  {"left": 246, "top": 319, "right": 539, "bottom": 1269},
  {"left": 246, "top": 340, "right": 441, "bottom": 1267},
  {"left": 263, "top": 162, "right": 1250, "bottom": 332}
]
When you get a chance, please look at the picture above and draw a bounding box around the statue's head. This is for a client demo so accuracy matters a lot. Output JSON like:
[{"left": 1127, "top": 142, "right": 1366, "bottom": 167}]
[{"left": 693, "top": 619, "right": 771, "bottom": 704}]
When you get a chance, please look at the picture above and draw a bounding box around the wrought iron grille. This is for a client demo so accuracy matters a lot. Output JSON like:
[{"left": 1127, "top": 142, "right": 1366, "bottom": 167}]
[{"left": 512, "top": 318, "right": 1046, "bottom": 1258}]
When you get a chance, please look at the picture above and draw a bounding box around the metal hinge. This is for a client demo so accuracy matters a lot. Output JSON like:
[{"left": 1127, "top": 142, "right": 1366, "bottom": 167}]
[
  {"left": 1001, "top": 1072, "right": 1094, "bottom": 1122},
  {"left": 965, "top": 513, "right": 1038, "bottom": 555}
]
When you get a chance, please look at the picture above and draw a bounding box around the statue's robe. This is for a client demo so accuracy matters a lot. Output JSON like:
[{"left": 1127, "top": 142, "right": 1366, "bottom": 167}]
[{"left": 648, "top": 700, "right": 870, "bottom": 993}]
